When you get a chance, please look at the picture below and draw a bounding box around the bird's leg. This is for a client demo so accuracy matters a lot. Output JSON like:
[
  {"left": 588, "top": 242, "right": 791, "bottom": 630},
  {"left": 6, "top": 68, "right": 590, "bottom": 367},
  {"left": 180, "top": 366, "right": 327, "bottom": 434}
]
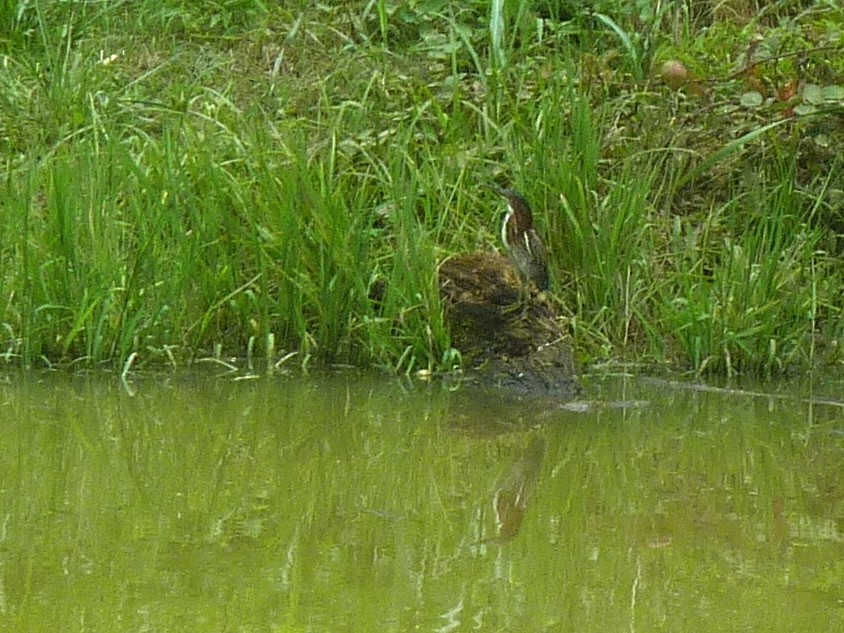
[
  {"left": 517, "top": 283, "right": 533, "bottom": 317},
  {"left": 503, "top": 279, "right": 532, "bottom": 317}
]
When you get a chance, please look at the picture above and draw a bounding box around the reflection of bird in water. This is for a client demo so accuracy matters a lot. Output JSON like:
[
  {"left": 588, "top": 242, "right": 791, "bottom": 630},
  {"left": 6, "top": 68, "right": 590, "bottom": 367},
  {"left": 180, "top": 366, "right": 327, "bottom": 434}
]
[
  {"left": 485, "top": 437, "right": 546, "bottom": 544},
  {"left": 494, "top": 188, "right": 550, "bottom": 292}
]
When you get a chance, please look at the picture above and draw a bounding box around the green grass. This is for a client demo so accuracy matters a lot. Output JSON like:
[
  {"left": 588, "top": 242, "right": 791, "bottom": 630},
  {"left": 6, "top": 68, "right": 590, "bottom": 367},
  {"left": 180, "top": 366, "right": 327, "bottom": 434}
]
[
  {"left": 660, "top": 153, "right": 831, "bottom": 376},
  {"left": 1, "top": 0, "right": 843, "bottom": 376}
]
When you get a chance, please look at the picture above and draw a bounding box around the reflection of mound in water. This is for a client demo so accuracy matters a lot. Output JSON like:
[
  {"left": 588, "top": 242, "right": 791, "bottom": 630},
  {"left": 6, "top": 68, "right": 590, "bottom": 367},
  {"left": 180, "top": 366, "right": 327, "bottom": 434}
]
[
  {"left": 438, "top": 252, "right": 578, "bottom": 399},
  {"left": 484, "top": 437, "right": 546, "bottom": 545}
]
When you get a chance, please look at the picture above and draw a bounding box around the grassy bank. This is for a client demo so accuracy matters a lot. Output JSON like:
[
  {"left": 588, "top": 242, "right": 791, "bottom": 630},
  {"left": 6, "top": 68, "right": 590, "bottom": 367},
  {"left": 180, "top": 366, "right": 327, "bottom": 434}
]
[{"left": 1, "top": 1, "right": 843, "bottom": 376}]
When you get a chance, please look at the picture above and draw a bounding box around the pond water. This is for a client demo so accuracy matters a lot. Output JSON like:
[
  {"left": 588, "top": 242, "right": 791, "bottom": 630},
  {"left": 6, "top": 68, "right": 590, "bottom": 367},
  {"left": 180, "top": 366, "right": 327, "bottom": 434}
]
[{"left": 1, "top": 369, "right": 843, "bottom": 632}]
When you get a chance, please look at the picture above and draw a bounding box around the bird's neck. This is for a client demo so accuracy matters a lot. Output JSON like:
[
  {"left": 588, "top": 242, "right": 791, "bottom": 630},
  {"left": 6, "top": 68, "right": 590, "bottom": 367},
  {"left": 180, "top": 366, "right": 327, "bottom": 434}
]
[
  {"left": 508, "top": 204, "right": 533, "bottom": 233},
  {"left": 501, "top": 210, "right": 512, "bottom": 245}
]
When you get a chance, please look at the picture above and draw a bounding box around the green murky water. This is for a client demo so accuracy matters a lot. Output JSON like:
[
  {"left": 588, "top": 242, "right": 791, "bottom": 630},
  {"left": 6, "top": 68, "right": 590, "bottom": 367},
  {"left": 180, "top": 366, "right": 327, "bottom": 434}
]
[{"left": 1, "top": 370, "right": 843, "bottom": 631}]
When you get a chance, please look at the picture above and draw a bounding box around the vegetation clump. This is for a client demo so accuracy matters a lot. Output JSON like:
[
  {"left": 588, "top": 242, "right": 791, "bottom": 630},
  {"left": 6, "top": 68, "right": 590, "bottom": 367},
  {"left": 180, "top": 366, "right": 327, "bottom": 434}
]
[
  {"left": 1, "top": 0, "right": 843, "bottom": 378},
  {"left": 439, "top": 251, "right": 577, "bottom": 395}
]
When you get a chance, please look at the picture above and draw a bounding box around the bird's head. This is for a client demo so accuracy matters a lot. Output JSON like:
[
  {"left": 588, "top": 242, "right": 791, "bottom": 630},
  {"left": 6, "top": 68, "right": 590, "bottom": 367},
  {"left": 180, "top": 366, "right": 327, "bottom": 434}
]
[{"left": 493, "top": 187, "right": 534, "bottom": 233}]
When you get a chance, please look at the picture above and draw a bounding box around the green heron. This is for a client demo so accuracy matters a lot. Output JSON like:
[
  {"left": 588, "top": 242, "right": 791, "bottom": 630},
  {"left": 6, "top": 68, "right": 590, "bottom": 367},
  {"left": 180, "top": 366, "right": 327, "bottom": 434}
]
[{"left": 495, "top": 188, "right": 550, "bottom": 291}]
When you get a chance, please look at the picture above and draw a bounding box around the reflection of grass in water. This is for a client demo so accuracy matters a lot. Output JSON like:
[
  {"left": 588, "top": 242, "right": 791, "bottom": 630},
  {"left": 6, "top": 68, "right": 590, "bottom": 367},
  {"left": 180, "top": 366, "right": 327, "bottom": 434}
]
[
  {"left": 531, "top": 385, "right": 841, "bottom": 630},
  {"left": 4, "top": 374, "right": 843, "bottom": 629}
]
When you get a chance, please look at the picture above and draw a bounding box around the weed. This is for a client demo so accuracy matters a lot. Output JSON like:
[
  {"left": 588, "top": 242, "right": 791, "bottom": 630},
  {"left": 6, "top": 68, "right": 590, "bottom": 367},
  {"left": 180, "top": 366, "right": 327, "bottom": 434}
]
[{"left": 1, "top": 1, "right": 843, "bottom": 375}]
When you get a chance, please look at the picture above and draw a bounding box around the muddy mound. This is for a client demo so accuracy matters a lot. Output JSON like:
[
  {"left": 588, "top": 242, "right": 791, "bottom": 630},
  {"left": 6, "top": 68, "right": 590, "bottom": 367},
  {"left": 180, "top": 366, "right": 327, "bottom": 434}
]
[{"left": 438, "top": 252, "right": 579, "bottom": 399}]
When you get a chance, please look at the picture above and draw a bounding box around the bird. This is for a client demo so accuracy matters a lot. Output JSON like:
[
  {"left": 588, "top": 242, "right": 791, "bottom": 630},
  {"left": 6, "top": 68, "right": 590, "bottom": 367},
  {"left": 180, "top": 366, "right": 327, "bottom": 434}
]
[{"left": 494, "top": 188, "right": 550, "bottom": 292}]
